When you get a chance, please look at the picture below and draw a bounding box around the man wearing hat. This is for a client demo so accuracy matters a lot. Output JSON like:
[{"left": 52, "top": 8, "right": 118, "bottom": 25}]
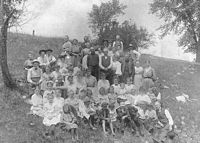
[
  {"left": 129, "top": 44, "right": 141, "bottom": 61},
  {"left": 87, "top": 47, "right": 99, "bottom": 80},
  {"left": 99, "top": 48, "right": 113, "bottom": 84},
  {"left": 37, "top": 50, "right": 48, "bottom": 69},
  {"left": 45, "top": 49, "right": 56, "bottom": 67},
  {"left": 27, "top": 59, "right": 43, "bottom": 87}
]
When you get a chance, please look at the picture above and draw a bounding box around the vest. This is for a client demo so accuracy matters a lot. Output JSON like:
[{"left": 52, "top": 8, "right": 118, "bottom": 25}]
[{"left": 101, "top": 56, "right": 111, "bottom": 68}]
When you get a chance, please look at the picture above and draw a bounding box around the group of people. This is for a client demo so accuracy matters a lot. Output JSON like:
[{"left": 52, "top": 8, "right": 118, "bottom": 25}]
[{"left": 24, "top": 35, "right": 175, "bottom": 142}]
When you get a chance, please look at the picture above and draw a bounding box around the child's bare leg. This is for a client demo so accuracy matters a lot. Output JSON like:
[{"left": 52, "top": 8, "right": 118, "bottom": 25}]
[
  {"left": 102, "top": 120, "right": 107, "bottom": 134},
  {"left": 89, "top": 116, "right": 96, "bottom": 129},
  {"left": 74, "top": 128, "right": 79, "bottom": 140},
  {"left": 71, "top": 129, "right": 75, "bottom": 141},
  {"left": 110, "top": 121, "right": 115, "bottom": 136}
]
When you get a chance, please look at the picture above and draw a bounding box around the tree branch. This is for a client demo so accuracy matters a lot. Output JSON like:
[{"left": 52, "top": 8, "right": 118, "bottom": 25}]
[{"left": 4, "top": 9, "right": 15, "bottom": 25}]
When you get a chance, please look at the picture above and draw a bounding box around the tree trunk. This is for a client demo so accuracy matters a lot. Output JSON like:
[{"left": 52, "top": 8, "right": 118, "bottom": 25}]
[
  {"left": 196, "top": 40, "right": 200, "bottom": 63},
  {"left": 0, "top": 5, "right": 17, "bottom": 89}
]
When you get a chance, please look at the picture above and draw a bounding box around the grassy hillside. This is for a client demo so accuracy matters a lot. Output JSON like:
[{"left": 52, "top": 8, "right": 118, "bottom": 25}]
[{"left": 0, "top": 33, "right": 200, "bottom": 143}]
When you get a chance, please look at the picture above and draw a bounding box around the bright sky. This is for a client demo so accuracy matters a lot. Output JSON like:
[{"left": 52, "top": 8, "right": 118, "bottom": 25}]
[{"left": 17, "top": 0, "right": 194, "bottom": 61}]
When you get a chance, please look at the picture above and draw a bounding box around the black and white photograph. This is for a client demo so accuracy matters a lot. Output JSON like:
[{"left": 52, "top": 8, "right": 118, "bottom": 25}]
[{"left": 0, "top": 0, "right": 199, "bottom": 142}]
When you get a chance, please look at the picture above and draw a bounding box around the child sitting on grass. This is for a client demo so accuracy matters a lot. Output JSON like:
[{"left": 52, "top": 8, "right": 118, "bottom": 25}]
[
  {"left": 83, "top": 97, "right": 97, "bottom": 130},
  {"left": 125, "top": 77, "right": 136, "bottom": 94},
  {"left": 61, "top": 104, "right": 79, "bottom": 142},
  {"left": 100, "top": 102, "right": 110, "bottom": 135},
  {"left": 30, "top": 87, "right": 43, "bottom": 117}
]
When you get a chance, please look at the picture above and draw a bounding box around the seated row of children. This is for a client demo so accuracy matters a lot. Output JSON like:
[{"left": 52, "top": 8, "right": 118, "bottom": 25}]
[{"left": 29, "top": 76, "right": 174, "bottom": 142}]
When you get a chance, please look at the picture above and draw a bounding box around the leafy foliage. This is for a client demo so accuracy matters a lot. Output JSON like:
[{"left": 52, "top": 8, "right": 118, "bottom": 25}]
[
  {"left": 88, "top": 0, "right": 154, "bottom": 50},
  {"left": 88, "top": 0, "right": 127, "bottom": 34},
  {"left": 150, "top": 0, "right": 200, "bottom": 55},
  {"left": 101, "top": 20, "right": 155, "bottom": 50},
  {"left": 1, "top": 0, "right": 27, "bottom": 27}
]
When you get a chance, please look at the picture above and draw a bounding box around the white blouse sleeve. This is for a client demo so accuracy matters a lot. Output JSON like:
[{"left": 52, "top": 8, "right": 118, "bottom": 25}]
[{"left": 165, "top": 109, "right": 174, "bottom": 127}]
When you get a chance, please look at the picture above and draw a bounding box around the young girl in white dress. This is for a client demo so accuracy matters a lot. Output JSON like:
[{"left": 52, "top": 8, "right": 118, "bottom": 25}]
[
  {"left": 134, "top": 61, "right": 144, "bottom": 92},
  {"left": 30, "top": 87, "right": 43, "bottom": 117}
]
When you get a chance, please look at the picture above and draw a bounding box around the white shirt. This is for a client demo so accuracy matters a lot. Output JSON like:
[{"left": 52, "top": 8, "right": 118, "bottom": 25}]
[
  {"left": 37, "top": 56, "right": 48, "bottom": 66},
  {"left": 45, "top": 55, "right": 56, "bottom": 65},
  {"left": 27, "top": 67, "right": 43, "bottom": 83},
  {"left": 165, "top": 109, "right": 174, "bottom": 127},
  {"left": 82, "top": 55, "right": 88, "bottom": 70},
  {"left": 112, "top": 61, "right": 122, "bottom": 75}
]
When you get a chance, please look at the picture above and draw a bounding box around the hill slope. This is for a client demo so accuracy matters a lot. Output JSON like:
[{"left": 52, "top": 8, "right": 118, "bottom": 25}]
[{"left": 0, "top": 33, "right": 200, "bottom": 143}]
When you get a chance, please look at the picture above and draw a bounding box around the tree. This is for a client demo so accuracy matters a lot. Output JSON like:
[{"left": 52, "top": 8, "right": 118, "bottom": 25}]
[
  {"left": 119, "top": 20, "right": 154, "bottom": 50},
  {"left": 0, "top": 0, "right": 26, "bottom": 88},
  {"left": 150, "top": 0, "right": 200, "bottom": 62},
  {"left": 88, "top": 0, "right": 127, "bottom": 44}
]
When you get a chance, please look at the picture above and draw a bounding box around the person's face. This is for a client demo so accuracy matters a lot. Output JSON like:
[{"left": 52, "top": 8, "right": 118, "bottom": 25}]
[
  {"left": 127, "top": 79, "right": 132, "bottom": 85},
  {"left": 104, "top": 41, "right": 108, "bottom": 47},
  {"left": 47, "top": 51, "right": 51, "bottom": 55},
  {"left": 114, "top": 78, "right": 118, "bottom": 85},
  {"left": 86, "top": 71, "right": 91, "bottom": 76},
  {"left": 63, "top": 105, "right": 69, "bottom": 113},
  {"left": 68, "top": 77, "right": 73, "bottom": 84},
  {"left": 35, "top": 89, "right": 40, "bottom": 95},
  {"left": 76, "top": 71, "right": 82, "bottom": 77},
  {"left": 99, "top": 88, "right": 105, "bottom": 95},
  {"left": 87, "top": 90, "right": 93, "bottom": 98},
  {"left": 56, "top": 90, "right": 61, "bottom": 98},
  {"left": 120, "top": 83, "right": 125, "bottom": 89},
  {"left": 65, "top": 36, "right": 69, "bottom": 41},
  {"left": 73, "top": 40, "right": 78, "bottom": 45},
  {"left": 47, "top": 83, "right": 53, "bottom": 88},
  {"left": 33, "top": 62, "right": 39, "bottom": 68},
  {"left": 55, "top": 67, "right": 60, "bottom": 71},
  {"left": 68, "top": 90, "right": 74, "bottom": 98},
  {"left": 109, "top": 87, "right": 114, "bottom": 93},
  {"left": 28, "top": 54, "right": 33, "bottom": 59},
  {"left": 46, "top": 67, "right": 51, "bottom": 73},
  {"left": 116, "top": 35, "right": 120, "bottom": 40},
  {"left": 145, "top": 61, "right": 151, "bottom": 67},
  {"left": 91, "top": 49, "right": 95, "bottom": 54},
  {"left": 101, "top": 74, "right": 106, "bottom": 80},
  {"left": 113, "top": 56, "right": 117, "bottom": 62},
  {"left": 136, "top": 61, "right": 140, "bottom": 67},
  {"left": 79, "top": 91, "right": 86, "bottom": 99},
  {"left": 48, "top": 94, "right": 54, "bottom": 103},
  {"left": 40, "top": 52, "right": 45, "bottom": 57},
  {"left": 104, "top": 51, "right": 108, "bottom": 56},
  {"left": 85, "top": 42, "right": 90, "bottom": 48}
]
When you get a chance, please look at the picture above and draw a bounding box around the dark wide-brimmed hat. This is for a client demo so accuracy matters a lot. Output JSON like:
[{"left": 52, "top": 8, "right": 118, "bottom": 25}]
[
  {"left": 39, "top": 49, "right": 46, "bottom": 54},
  {"left": 46, "top": 49, "right": 53, "bottom": 53}
]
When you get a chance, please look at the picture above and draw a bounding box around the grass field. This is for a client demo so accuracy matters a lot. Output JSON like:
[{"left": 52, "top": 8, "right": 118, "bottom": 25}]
[{"left": 0, "top": 33, "right": 200, "bottom": 143}]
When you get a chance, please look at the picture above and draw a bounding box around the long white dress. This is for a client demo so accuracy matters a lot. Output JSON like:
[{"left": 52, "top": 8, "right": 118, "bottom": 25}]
[
  {"left": 134, "top": 66, "right": 143, "bottom": 91},
  {"left": 43, "top": 99, "right": 62, "bottom": 126}
]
